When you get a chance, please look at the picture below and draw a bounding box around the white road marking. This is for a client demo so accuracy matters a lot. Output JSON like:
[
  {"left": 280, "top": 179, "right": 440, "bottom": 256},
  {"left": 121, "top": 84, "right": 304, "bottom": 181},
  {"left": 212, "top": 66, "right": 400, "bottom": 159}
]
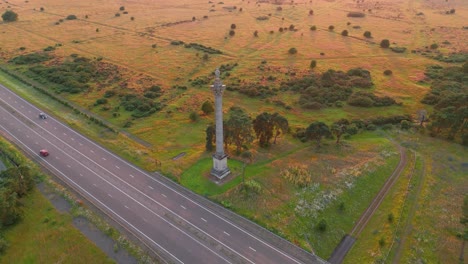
[
  {"left": 79, "top": 173, "right": 83, "bottom": 177},
  {"left": 102, "top": 157, "right": 106, "bottom": 161},
  {"left": 148, "top": 186, "right": 154, "bottom": 190},
  {"left": 0, "top": 93, "right": 296, "bottom": 264},
  {"left": 223, "top": 231, "right": 230, "bottom": 236},
  {"left": 79, "top": 143, "right": 83, "bottom": 146},
  {"left": 249, "top": 247, "right": 256, "bottom": 252},
  {"left": 0, "top": 96, "right": 231, "bottom": 264},
  {"left": 108, "top": 194, "right": 112, "bottom": 198},
  {"left": 26, "top": 135, "right": 29, "bottom": 138},
  {"left": 115, "top": 165, "right": 120, "bottom": 169},
  {"left": 71, "top": 138, "right": 75, "bottom": 141},
  {"left": 67, "top": 165, "right": 71, "bottom": 168},
  {"left": 125, "top": 205, "right": 129, "bottom": 209},
  {"left": 90, "top": 150, "right": 94, "bottom": 153},
  {"left": 180, "top": 205, "right": 186, "bottom": 210},
  {"left": 92, "top": 183, "right": 97, "bottom": 187},
  {"left": 55, "top": 156, "right": 59, "bottom": 160},
  {"left": 142, "top": 218, "right": 148, "bottom": 223},
  {"left": 161, "top": 193, "right": 167, "bottom": 198},
  {"left": 201, "top": 218, "right": 207, "bottom": 222},
  {"left": 129, "top": 174, "right": 134, "bottom": 178}
]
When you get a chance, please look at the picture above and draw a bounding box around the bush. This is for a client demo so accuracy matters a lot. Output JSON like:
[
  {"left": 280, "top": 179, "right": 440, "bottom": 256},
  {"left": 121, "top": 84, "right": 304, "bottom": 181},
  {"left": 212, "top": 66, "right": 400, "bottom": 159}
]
[
  {"left": 363, "top": 31, "right": 372, "bottom": 38},
  {"left": 229, "top": 30, "right": 235, "bottom": 36},
  {"left": 316, "top": 219, "right": 327, "bottom": 232},
  {"left": 384, "top": 70, "right": 393, "bottom": 76},
  {"left": 119, "top": 6, "right": 125, "bottom": 11},
  {"left": 341, "top": 30, "right": 349, "bottom": 36},
  {"left": 379, "top": 237, "right": 386, "bottom": 247},
  {"left": 115, "top": 13, "right": 120, "bottom": 17},
  {"left": 347, "top": 12, "right": 365, "bottom": 17},
  {"left": 310, "top": 60, "right": 317, "bottom": 69},
  {"left": 328, "top": 25, "right": 335, "bottom": 31},
  {"left": 201, "top": 100, "right": 214, "bottom": 115},
  {"left": 380, "top": 39, "right": 390, "bottom": 48},
  {"left": 104, "top": 90, "right": 115, "bottom": 98},
  {"left": 95, "top": 98, "right": 108, "bottom": 105},
  {"left": 0, "top": 235, "right": 8, "bottom": 253},
  {"left": 388, "top": 213, "right": 394, "bottom": 223},
  {"left": 310, "top": 25, "right": 317, "bottom": 31},
  {"left": 66, "top": 15, "right": 77, "bottom": 20},
  {"left": 2, "top": 10, "right": 18, "bottom": 22},
  {"left": 400, "top": 120, "right": 411, "bottom": 130},
  {"left": 430, "top": 43, "right": 439, "bottom": 49},
  {"left": 288, "top": 47, "right": 297, "bottom": 54},
  {"left": 348, "top": 95, "right": 374, "bottom": 107},
  {"left": 189, "top": 111, "right": 200, "bottom": 122}
]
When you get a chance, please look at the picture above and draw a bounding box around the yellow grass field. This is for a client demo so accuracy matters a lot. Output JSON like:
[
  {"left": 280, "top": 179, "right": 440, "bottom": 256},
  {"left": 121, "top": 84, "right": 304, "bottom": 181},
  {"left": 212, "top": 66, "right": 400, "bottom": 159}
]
[{"left": 1, "top": 0, "right": 466, "bottom": 262}]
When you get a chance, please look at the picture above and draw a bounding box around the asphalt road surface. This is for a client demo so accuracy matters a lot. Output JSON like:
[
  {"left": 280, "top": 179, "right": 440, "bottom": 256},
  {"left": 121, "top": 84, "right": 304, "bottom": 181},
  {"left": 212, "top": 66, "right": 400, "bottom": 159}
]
[{"left": 0, "top": 84, "right": 327, "bottom": 264}]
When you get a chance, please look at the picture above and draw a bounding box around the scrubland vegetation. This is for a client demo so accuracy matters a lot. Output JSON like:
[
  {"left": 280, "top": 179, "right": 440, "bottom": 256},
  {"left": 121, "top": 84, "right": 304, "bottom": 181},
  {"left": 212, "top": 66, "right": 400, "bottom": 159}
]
[{"left": 0, "top": 0, "right": 466, "bottom": 262}]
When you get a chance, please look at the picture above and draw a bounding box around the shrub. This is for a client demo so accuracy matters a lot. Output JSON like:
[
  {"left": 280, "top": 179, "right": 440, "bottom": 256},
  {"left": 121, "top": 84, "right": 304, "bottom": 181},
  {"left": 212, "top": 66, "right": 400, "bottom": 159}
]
[
  {"left": 348, "top": 95, "right": 374, "bottom": 107},
  {"left": 119, "top": 6, "right": 125, "bottom": 11},
  {"left": 379, "top": 237, "right": 386, "bottom": 247},
  {"left": 253, "top": 30, "right": 258, "bottom": 37},
  {"left": 391, "top": 47, "right": 407, "bottom": 53},
  {"left": 328, "top": 25, "right": 335, "bottom": 31},
  {"left": 310, "top": 60, "right": 317, "bottom": 69},
  {"left": 152, "top": 44, "right": 157, "bottom": 48},
  {"left": 341, "top": 30, "right": 349, "bottom": 36},
  {"left": 380, "top": 39, "right": 390, "bottom": 48},
  {"left": 363, "top": 31, "right": 372, "bottom": 38},
  {"left": 131, "top": 16, "right": 135, "bottom": 21},
  {"left": 430, "top": 43, "right": 439, "bottom": 49},
  {"left": 115, "top": 13, "right": 120, "bottom": 17},
  {"left": 9, "top": 52, "right": 51, "bottom": 64},
  {"left": 288, "top": 47, "right": 297, "bottom": 54},
  {"left": 189, "top": 111, "right": 200, "bottom": 122},
  {"left": 289, "top": 24, "right": 295, "bottom": 31},
  {"left": 95, "top": 98, "right": 108, "bottom": 105},
  {"left": 347, "top": 12, "right": 365, "bottom": 17},
  {"left": 400, "top": 120, "right": 411, "bottom": 130},
  {"left": 366, "top": 124, "right": 377, "bottom": 130},
  {"left": 243, "top": 180, "right": 262, "bottom": 194},
  {"left": 388, "top": 213, "right": 394, "bottom": 223},
  {"left": 310, "top": 25, "right": 317, "bottom": 31},
  {"left": 104, "top": 90, "right": 115, "bottom": 98},
  {"left": 229, "top": 30, "right": 235, "bottom": 36},
  {"left": 201, "top": 100, "right": 214, "bottom": 115},
  {"left": 2, "top": 10, "right": 18, "bottom": 22},
  {"left": 281, "top": 165, "right": 312, "bottom": 187},
  {"left": 317, "top": 219, "right": 327, "bottom": 232},
  {"left": 231, "top": 23, "right": 236, "bottom": 29},
  {"left": 383, "top": 70, "right": 393, "bottom": 76},
  {"left": 66, "top": 14, "right": 77, "bottom": 20}
]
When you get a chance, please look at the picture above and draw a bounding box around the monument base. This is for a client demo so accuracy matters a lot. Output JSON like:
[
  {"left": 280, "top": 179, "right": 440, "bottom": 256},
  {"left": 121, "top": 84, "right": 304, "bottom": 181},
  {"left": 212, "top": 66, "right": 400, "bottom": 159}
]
[{"left": 211, "top": 154, "right": 230, "bottom": 179}]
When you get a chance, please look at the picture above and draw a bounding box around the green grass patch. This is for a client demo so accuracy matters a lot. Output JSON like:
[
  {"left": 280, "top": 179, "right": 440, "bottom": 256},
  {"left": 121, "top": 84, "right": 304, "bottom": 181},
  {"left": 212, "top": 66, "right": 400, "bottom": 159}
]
[{"left": 0, "top": 188, "right": 113, "bottom": 264}]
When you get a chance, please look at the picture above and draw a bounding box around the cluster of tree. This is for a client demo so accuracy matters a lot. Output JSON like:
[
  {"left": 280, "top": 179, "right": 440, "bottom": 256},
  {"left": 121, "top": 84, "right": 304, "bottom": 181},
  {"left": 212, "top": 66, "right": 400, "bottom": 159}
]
[
  {"left": 421, "top": 63, "right": 468, "bottom": 144},
  {"left": 117, "top": 92, "right": 165, "bottom": 119},
  {"left": 205, "top": 108, "right": 289, "bottom": 153},
  {"left": 205, "top": 108, "right": 411, "bottom": 153},
  {"left": 184, "top": 42, "right": 222, "bottom": 54},
  {"left": 28, "top": 56, "right": 100, "bottom": 93},
  {"left": 9, "top": 52, "right": 51, "bottom": 65},
  {"left": 280, "top": 68, "right": 376, "bottom": 109},
  {"left": 227, "top": 82, "right": 277, "bottom": 98},
  {"left": 348, "top": 91, "right": 398, "bottom": 107}
]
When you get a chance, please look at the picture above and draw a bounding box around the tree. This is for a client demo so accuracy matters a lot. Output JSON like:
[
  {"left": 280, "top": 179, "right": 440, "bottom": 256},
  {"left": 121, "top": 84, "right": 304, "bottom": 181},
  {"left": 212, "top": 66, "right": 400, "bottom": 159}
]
[
  {"left": 231, "top": 24, "right": 236, "bottom": 29},
  {"left": 380, "top": 39, "right": 390, "bottom": 48},
  {"left": 341, "top": 30, "right": 349, "bottom": 36},
  {"left": 253, "top": 112, "right": 274, "bottom": 147},
  {"left": 272, "top": 113, "right": 288, "bottom": 144},
  {"left": 328, "top": 25, "right": 334, "bottom": 31},
  {"left": 316, "top": 219, "right": 327, "bottom": 232},
  {"left": 229, "top": 30, "right": 235, "bottom": 36},
  {"left": 189, "top": 111, "right": 200, "bottom": 122},
  {"left": 120, "top": 6, "right": 125, "bottom": 11},
  {"left": 417, "top": 109, "right": 427, "bottom": 127},
  {"left": 289, "top": 24, "right": 295, "bottom": 31},
  {"left": 288, "top": 47, "right": 297, "bottom": 54},
  {"left": 2, "top": 10, "right": 18, "bottom": 22},
  {"left": 310, "top": 25, "right": 317, "bottom": 31},
  {"left": 331, "top": 119, "right": 350, "bottom": 144},
  {"left": 461, "top": 195, "right": 468, "bottom": 241},
  {"left": 201, "top": 100, "right": 214, "bottom": 115},
  {"left": 363, "top": 31, "right": 372, "bottom": 38},
  {"left": 305, "top": 121, "right": 331, "bottom": 147},
  {"left": 205, "top": 124, "right": 215, "bottom": 151},
  {"left": 225, "top": 107, "right": 254, "bottom": 153},
  {"left": 310, "top": 60, "right": 317, "bottom": 69},
  {"left": 253, "top": 30, "right": 258, "bottom": 37}
]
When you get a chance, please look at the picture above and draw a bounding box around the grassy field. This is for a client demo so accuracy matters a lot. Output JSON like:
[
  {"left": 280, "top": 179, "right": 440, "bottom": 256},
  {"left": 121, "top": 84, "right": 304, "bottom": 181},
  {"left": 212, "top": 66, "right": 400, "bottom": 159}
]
[
  {"left": 0, "top": 137, "right": 113, "bottom": 264},
  {"left": 0, "top": 188, "right": 114, "bottom": 264},
  {"left": 0, "top": 0, "right": 466, "bottom": 262}
]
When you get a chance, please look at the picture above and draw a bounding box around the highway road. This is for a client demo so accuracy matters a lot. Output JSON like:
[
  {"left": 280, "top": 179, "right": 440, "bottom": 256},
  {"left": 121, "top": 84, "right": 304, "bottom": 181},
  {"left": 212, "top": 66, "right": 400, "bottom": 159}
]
[{"left": 0, "top": 83, "right": 326, "bottom": 264}]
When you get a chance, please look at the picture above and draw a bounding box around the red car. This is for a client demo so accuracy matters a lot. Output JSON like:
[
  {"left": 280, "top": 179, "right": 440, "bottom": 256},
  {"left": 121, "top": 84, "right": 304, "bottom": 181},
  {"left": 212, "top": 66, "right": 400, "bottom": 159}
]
[{"left": 39, "top": 149, "right": 49, "bottom": 157}]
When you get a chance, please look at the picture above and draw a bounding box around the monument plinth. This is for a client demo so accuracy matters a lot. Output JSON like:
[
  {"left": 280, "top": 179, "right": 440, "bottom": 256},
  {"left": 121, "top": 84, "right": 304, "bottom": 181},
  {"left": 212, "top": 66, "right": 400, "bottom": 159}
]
[{"left": 210, "top": 68, "right": 230, "bottom": 179}]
